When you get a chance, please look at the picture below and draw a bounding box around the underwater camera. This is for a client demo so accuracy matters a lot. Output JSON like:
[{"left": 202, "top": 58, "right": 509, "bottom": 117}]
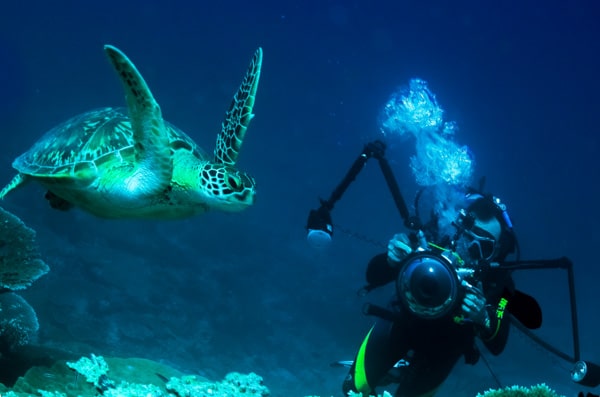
[{"left": 395, "top": 251, "right": 472, "bottom": 320}]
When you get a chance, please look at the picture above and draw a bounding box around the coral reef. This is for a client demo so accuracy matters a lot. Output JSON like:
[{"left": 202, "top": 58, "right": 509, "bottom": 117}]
[
  {"left": 0, "top": 355, "right": 270, "bottom": 397},
  {"left": 0, "top": 292, "right": 39, "bottom": 352},
  {"left": 0, "top": 353, "right": 566, "bottom": 397},
  {"left": 476, "top": 383, "right": 563, "bottom": 397},
  {"left": 0, "top": 206, "right": 49, "bottom": 291},
  {"left": 0, "top": 206, "right": 49, "bottom": 355},
  {"left": 66, "top": 354, "right": 112, "bottom": 390},
  {"left": 166, "top": 372, "right": 269, "bottom": 397}
]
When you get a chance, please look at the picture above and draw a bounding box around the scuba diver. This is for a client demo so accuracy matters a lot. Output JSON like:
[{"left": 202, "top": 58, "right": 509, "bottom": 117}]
[
  {"left": 306, "top": 140, "right": 600, "bottom": 396},
  {"left": 342, "top": 191, "right": 533, "bottom": 397}
]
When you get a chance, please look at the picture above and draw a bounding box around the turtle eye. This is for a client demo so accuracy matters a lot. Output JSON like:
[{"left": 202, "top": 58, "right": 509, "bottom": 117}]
[{"left": 227, "top": 175, "right": 241, "bottom": 191}]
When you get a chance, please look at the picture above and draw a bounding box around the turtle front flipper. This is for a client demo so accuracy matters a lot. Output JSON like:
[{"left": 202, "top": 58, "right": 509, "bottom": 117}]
[
  {"left": 104, "top": 45, "right": 173, "bottom": 195},
  {"left": 214, "top": 48, "right": 263, "bottom": 166}
]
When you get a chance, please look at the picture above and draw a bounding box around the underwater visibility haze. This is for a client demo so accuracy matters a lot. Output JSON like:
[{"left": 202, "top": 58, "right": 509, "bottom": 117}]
[{"left": 0, "top": 1, "right": 599, "bottom": 396}]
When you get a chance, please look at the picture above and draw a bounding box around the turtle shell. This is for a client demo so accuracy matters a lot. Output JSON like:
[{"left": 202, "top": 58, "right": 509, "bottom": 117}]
[{"left": 14, "top": 107, "right": 206, "bottom": 179}]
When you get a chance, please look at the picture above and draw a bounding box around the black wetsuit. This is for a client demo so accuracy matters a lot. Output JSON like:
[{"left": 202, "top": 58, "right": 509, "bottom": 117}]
[{"left": 343, "top": 253, "right": 514, "bottom": 397}]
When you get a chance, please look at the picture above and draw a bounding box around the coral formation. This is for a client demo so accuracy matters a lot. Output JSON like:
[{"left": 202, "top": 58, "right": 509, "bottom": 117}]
[
  {"left": 166, "top": 372, "right": 269, "bottom": 397},
  {"left": 0, "top": 206, "right": 49, "bottom": 291},
  {"left": 66, "top": 354, "right": 112, "bottom": 390},
  {"left": 0, "top": 355, "right": 270, "bottom": 397},
  {"left": 0, "top": 353, "right": 566, "bottom": 397},
  {"left": 0, "top": 292, "right": 39, "bottom": 352},
  {"left": 476, "top": 383, "right": 563, "bottom": 397},
  {"left": 0, "top": 206, "right": 48, "bottom": 355}
]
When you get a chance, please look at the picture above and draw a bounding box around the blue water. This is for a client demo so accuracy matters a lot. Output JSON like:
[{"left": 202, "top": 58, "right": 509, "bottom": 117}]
[{"left": 0, "top": 1, "right": 598, "bottom": 396}]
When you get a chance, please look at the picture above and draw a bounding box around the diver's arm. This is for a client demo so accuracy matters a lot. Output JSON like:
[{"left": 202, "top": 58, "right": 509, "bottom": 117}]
[
  {"left": 364, "top": 234, "right": 414, "bottom": 291},
  {"left": 461, "top": 280, "right": 510, "bottom": 355},
  {"left": 478, "top": 273, "right": 515, "bottom": 355},
  {"left": 477, "top": 295, "right": 510, "bottom": 355}
]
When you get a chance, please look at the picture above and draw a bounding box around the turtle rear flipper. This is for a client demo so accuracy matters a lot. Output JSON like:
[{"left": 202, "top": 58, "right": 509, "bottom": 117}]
[
  {"left": 0, "top": 174, "right": 29, "bottom": 200},
  {"left": 104, "top": 45, "right": 173, "bottom": 195},
  {"left": 214, "top": 48, "right": 263, "bottom": 166}
]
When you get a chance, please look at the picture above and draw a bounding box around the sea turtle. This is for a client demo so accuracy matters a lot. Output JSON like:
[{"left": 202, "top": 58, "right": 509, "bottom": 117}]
[{"left": 0, "top": 45, "right": 262, "bottom": 219}]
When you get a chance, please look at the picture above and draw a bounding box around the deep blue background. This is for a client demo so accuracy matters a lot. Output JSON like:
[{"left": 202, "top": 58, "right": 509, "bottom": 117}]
[{"left": 1, "top": 1, "right": 599, "bottom": 395}]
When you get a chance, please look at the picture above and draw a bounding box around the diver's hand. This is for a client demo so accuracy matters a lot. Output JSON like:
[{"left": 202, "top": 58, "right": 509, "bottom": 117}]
[
  {"left": 461, "top": 280, "right": 490, "bottom": 329},
  {"left": 387, "top": 233, "right": 412, "bottom": 267}
]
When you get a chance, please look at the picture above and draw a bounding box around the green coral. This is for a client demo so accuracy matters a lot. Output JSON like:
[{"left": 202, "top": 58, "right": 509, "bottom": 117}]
[
  {"left": 2, "top": 355, "right": 269, "bottom": 397},
  {"left": 166, "top": 372, "right": 269, "bottom": 397},
  {"left": 1, "top": 354, "right": 563, "bottom": 397},
  {"left": 5, "top": 355, "right": 184, "bottom": 396},
  {"left": 476, "top": 383, "right": 563, "bottom": 397},
  {"left": 0, "top": 292, "right": 39, "bottom": 351},
  {"left": 103, "top": 381, "right": 165, "bottom": 397},
  {"left": 0, "top": 206, "right": 49, "bottom": 291},
  {"left": 0, "top": 207, "right": 48, "bottom": 354},
  {"left": 37, "top": 391, "right": 67, "bottom": 397},
  {"left": 66, "top": 354, "right": 110, "bottom": 388}
]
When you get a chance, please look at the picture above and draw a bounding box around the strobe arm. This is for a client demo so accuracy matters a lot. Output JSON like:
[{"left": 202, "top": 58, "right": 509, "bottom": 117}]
[
  {"left": 500, "top": 257, "right": 600, "bottom": 388},
  {"left": 370, "top": 144, "right": 420, "bottom": 230},
  {"left": 306, "top": 140, "right": 417, "bottom": 247},
  {"left": 323, "top": 140, "right": 383, "bottom": 211}
]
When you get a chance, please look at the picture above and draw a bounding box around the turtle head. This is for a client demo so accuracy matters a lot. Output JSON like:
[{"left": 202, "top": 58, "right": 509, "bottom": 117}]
[{"left": 198, "top": 163, "right": 256, "bottom": 211}]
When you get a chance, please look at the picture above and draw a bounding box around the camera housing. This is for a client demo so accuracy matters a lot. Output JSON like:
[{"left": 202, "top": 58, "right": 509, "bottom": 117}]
[{"left": 396, "top": 251, "right": 470, "bottom": 320}]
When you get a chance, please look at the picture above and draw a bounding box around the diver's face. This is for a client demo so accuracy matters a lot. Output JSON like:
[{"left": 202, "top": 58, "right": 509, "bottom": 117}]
[{"left": 455, "top": 220, "right": 499, "bottom": 265}]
